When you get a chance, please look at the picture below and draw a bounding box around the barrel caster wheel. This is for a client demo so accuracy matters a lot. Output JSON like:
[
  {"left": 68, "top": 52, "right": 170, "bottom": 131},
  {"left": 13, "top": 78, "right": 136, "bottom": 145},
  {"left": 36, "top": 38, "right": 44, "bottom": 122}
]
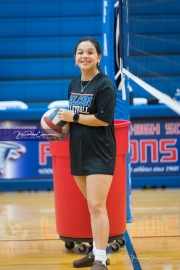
[
  {"left": 65, "top": 241, "right": 75, "bottom": 250},
  {"left": 77, "top": 243, "right": 88, "bottom": 254},
  {"left": 110, "top": 242, "right": 120, "bottom": 252},
  {"left": 116, "top": 238, "right": 126, "bottom": 247}
]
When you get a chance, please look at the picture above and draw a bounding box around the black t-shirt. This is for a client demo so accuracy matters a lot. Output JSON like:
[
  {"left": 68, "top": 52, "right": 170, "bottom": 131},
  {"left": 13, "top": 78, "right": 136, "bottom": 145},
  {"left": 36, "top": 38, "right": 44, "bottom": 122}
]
[{"left": 68, "top": 72, "right": 116, "bottom": 176}]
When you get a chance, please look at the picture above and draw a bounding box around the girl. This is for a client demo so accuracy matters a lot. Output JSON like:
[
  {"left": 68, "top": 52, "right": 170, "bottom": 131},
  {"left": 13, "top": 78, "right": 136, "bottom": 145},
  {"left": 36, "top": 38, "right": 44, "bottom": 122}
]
[{"left": 58, "top": 37, "right": 116, "bottom": 270}]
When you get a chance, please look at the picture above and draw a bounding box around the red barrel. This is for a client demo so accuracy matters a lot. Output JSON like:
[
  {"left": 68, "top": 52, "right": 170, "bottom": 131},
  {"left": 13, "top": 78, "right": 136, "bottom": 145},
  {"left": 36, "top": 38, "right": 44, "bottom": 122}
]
[{"left": 50, "top": 120, "right": 130, "bottom": 248}]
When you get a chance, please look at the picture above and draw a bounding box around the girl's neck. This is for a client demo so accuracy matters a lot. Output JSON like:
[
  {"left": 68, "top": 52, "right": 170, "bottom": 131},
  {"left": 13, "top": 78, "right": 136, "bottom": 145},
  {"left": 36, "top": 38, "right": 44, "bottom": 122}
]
[{"left": 81, "top": 69, "right": 99, "bottom": 81}]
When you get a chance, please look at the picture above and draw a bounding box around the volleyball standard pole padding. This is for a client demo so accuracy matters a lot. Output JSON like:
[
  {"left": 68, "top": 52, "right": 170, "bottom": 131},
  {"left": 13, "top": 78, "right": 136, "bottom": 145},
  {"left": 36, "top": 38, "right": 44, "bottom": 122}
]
[{"left": 102, "top": 0, "right": 133, "bottom": 222}]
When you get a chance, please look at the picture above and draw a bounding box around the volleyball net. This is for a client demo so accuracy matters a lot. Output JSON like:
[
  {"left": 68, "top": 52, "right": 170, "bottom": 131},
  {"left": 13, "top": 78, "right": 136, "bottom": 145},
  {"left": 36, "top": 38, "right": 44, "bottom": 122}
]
[
  {"left": 118, "top": 0, "right": 180, "bottom": 114},
  {"left": 102, "top": 0, "right": 180, "bottom": 222}
]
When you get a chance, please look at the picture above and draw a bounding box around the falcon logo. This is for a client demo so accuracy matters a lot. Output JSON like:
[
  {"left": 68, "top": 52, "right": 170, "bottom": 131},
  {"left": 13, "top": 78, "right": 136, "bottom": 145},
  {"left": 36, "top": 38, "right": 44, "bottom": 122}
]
[{"left": 0, "top": 142, "right": 26, "bottom": 174}]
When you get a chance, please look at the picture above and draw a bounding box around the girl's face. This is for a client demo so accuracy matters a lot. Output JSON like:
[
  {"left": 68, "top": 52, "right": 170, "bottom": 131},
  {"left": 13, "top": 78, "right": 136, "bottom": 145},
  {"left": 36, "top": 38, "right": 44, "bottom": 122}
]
[{"left": 74, "top": 41, "right": 101, "bottom": 72}]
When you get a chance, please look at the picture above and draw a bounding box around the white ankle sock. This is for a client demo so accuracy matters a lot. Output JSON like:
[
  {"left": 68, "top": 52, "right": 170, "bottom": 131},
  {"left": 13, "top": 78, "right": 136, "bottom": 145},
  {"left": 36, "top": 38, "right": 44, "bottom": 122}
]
[
  {"left": 92, "top": 241, "right": 96, "bottom": 255},
  {"left": 95, "top": 249, "right": 107, "bottom": 266}
]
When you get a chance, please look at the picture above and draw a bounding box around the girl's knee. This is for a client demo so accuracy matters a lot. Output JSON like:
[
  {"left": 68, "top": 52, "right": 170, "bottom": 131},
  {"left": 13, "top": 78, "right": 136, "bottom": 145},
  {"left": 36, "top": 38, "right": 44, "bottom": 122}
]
[{"left": 88, "top": 200, "right": 106, "bottom": 216}]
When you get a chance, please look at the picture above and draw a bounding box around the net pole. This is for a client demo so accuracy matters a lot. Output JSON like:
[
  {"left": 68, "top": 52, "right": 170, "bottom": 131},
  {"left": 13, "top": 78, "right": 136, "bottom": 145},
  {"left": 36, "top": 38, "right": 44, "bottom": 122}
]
[{"left": 121, "top": 0, "right": 133, "bottom": 223}]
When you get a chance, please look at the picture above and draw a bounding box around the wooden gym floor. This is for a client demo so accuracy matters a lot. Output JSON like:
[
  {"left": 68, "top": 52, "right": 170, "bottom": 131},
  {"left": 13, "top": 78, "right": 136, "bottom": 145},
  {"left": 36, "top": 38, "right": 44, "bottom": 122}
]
[{"left": 0, "top": 188, "right": 180, "bottom": 270}]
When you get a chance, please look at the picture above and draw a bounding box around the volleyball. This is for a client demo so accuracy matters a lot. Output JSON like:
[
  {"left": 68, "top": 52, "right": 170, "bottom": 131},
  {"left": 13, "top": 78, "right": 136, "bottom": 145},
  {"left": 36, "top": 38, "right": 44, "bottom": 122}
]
[{"left": 40, "top": 108, "right": 69, "bottom": 141}]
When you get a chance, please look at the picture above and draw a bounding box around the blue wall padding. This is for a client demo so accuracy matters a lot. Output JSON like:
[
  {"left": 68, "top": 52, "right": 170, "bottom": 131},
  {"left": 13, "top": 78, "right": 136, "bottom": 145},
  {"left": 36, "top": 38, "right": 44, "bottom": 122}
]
[
  {"left": 130, "top": 104, "right": 179, "bottom": 118},
  {"left": 0, "top": 17, "right": 102, "bottom": 37},
  {"left": 0, "top": 0, "right": 102, "bottom": 18},
  {"left": 0, "top": 80, "right": 71, "bottom": 102},
  {"left": 0, "top": 58, "right": 80, "bottom": 79},
  {"left": 0, "top": 36, "right": 103, "bottom": 57}
]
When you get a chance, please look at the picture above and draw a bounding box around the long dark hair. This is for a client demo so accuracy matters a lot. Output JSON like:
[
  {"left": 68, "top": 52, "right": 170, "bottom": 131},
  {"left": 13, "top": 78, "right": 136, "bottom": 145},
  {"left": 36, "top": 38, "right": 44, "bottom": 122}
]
[{"left": 74, "top": 37, "right": 102, "bottom": 71}]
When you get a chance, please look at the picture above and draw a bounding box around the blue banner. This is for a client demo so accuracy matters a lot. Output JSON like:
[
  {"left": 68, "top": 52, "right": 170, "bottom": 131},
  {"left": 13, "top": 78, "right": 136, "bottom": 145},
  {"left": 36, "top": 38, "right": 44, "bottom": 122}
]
[
  {"left": 130, "top": 118, "right": 180, "bottom": 177},
  {"left": 0, "top": 121, "right": 52, "bottom": 179}
]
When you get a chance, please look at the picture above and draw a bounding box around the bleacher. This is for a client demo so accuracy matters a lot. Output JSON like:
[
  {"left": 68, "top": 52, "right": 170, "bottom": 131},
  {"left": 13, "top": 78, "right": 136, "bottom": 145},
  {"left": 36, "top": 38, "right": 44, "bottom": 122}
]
[
  {"left": 1, "top": 0, "right": 180, "bottom": 119},
  {"left": 0, "top": 0, "right": 102, "bottom": 120}
]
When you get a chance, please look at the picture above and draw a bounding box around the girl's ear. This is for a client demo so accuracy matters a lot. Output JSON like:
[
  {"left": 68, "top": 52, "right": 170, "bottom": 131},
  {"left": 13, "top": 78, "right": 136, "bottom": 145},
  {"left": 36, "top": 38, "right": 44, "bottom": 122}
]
[{"left": 74, "top": 55, "right": 77, "bottom": 67}]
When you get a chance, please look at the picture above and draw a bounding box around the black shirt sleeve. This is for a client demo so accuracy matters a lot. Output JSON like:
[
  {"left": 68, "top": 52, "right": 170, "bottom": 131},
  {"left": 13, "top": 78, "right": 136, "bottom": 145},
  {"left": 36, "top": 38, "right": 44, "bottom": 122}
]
[{"left": 94, "top": 80, "right": 116, "bottom": 124}]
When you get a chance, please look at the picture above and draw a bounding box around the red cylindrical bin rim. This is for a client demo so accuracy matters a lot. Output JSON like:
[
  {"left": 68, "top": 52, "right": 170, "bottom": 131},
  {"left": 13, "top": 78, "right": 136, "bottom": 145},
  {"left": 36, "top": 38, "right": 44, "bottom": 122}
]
[{"left": 114, "top": 119, "right": 131, "bottom": 128}]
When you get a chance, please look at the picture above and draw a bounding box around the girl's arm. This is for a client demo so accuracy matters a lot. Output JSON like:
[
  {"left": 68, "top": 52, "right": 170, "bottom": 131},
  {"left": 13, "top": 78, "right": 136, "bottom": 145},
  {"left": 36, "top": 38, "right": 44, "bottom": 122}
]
[{"left": 58, "top": 109, "right": 109, "bottom": 127}]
